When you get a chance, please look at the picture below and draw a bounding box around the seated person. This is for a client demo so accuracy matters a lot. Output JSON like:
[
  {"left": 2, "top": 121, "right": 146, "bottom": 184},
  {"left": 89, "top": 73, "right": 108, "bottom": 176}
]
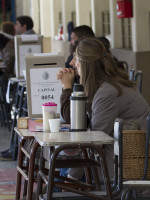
[
  {"left": 0, "top": 33, "right": 15, "bottom": 79},
  {"left": 15, "top": 15, "right": 36, "bottom": 35},
  {"left": 1, "top": 21, "right": 15, "bottom": 36},
  {"left": 98, "top": 36, "right": 125, "bottom": 71},
  {"left": 65, "top": 25, "right": 95, "bottom": 69},
  {"left": 57, "top": 37, "right": 150, "bottom": 181}
]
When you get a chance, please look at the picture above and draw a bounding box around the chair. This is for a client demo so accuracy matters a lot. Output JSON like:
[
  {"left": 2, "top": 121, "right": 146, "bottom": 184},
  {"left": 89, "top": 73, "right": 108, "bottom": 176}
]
[
  {"left": 0, "top": 75, "right": 10, "bottom": 129},
  {"left": 9, "top": 82, "right": 28, "bottom": 160},
  {"left": 134, "top": 70, "right": 143, "bottom": 93},
  {"left": 121, "top": 61, "right": 129, "bottom": 72},
  {"left": 129, "top": 69, "right": 135, "bottom": 81},
  {"left": 15, "top": 136, "right": 41, "bottom": 200},
  {"left": 129, "top": 69, "right": 143, "bottom": 93},
  {"left": 113, "top": 113, "right": 150, "bottom": 200}
]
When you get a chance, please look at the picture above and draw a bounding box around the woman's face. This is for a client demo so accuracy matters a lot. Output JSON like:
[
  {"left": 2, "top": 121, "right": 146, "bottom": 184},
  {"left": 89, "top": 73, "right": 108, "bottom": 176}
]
[
  {"left": 69, "top": 53, "right": 81, "bottom": 76},
  {"left": 75, "top": 55, "right": 81, "bottom": 76}
]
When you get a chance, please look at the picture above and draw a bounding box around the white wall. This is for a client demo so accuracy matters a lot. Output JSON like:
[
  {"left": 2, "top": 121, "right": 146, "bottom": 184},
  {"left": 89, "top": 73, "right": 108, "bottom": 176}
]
[
  {"left": 39, "top": 0, "right": 51, "bottom": 37},
  {"left": 15, "top": 0, "right": 24, "bottom": 17},
  {"left": 62, "top": 0, "right": 75, "bottom": 40},
  {"left": 75, "top": 0, "right": 91, "bottom": 26},
  {"left": 109, "top": 0, "right": 122, "bottom": 48},
  {"left": 132, "top": 0, "right": 150, "bottom": 52},
  {"left": 30, "top": 0, "right": 40, "bottom": 34},
  {"left": 52, "top": 0, "right": 62, "bottom": 38},
  {"left": 15, "top": 0, "right": 150, "bottom": 52},
  {"left": 92, "top": 0, "right": 109, "bottom": 36}
]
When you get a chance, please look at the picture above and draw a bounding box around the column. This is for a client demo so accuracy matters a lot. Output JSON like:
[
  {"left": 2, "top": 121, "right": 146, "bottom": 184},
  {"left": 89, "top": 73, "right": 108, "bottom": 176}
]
[
  {"left": 91, "top": 0, "right": 109, "bottom": 36},
  {"left": 75, "top": 0, "right": 91, "bottom": 26},
  {"left": 109, "top": 0, "right": 122, "bottom": 48},
  {"left": 132, "top": 0, "right": 150, "bottom": 52}
]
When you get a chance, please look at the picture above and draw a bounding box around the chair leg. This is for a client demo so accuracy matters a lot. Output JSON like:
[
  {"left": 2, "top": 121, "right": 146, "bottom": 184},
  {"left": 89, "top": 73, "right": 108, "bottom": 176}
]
[
  {"left": 12, "top": 131, "right": 18, "bottom": 160},
  {"left": 36, "top": 155, "right": 45, "bottom": 200},
  {"left": 9, "top": 112, "right": 17, "bottom": 150},
  {"left": 15, "top": 171, "right": 22, "bottom": 200},
  {"left": 15, "top": 139, "right": 25, "bottom": 200},
  {"left": 23, "top": 180, "right": 28, "bottom": 197},
  {"left": 23, "top": 158, "right": 29, "bottom": 197},
  {"left": 27, "top": 142, "right": 39, "bottom": 200},
  {"left": 121, "top": 187, "right": 132, "bottom": 200},
  {"left": 95, "top": 146, "right": 113, "bottom": 200}
]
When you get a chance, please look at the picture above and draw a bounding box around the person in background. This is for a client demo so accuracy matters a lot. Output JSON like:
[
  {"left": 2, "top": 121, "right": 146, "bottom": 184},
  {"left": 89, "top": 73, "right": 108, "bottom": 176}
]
[
  {"left": 0, "top": 32, "right": 15, "bottom": 158},
  {"left": 57, "top": 37, "right": 150, "bottom": 181},
  {"left": 98, "top": 36, "right": 125, "bottom": 71},
  {"left": 65, "top": 25, "right": 95, "bottom": 69},
  {"left": 0, "top": 21, "right": 15, "bottom": 79},
  {"left": 0, "top": 22, "right": 15, "bottom": 160},
  {"left": 0, "top": 21, "right": 15, "bottom": 78},
  {"left": 0, "top": 32, "right": 15, "bottom": 78},
  {"left": 0, "top": 21, "right": 15, "bottom": 82},
  {"left": 15, "top": 15, "right": 35, "bottom": 35},
  {"left": 1, "top": 21, "right": 15, "bottom": 36},
  {"left": 0, "top": 16, "right": 35, "bottom": 160}
]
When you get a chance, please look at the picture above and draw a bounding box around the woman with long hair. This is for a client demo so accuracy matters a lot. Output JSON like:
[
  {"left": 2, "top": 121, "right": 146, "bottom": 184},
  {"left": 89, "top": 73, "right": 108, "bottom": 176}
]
[{"left": 57, "top": 37, "right": 150, "bottom": 180}]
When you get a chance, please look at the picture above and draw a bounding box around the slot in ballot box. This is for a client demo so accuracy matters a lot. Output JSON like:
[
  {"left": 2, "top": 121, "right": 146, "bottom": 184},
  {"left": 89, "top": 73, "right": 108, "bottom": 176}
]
[
  {"left": 15, "top": 34, "right": 43, "bottom": 78},
  {"left": 26, "top": 53, "right": 65, "bottom": 118}
]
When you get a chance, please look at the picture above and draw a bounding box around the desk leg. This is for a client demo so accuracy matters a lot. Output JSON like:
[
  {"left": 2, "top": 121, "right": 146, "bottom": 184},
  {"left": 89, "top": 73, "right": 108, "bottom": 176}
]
[
  {"left": 46, "top": 147, "right": 55, "bottom": 200},
  {"left": 27, "top": 142, "right": 39, "bottom": 200},
  {"left": 96, "top": 145, "right": 113, "bottom": 200},
  {"left": 15, "top": 139, "right": 25, "bottom": 200},
  {"left": 36, "top": 147, "right": 45, "bottom": 200}
]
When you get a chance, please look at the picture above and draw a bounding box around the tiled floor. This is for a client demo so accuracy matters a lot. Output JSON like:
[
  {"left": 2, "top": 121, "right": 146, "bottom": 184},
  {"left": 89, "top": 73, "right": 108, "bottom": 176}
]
[
  {"left": 0, "top": 127, "right": 17, "bottom": 168},
  {"left": 0, "top": 126, "right": 17, "bottom": 200}
]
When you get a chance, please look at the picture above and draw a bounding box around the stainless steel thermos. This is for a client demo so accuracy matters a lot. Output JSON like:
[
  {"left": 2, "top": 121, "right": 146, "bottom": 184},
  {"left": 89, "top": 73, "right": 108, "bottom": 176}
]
[{"left": 70, "top": 84, "right": 87, "bottom": 131}]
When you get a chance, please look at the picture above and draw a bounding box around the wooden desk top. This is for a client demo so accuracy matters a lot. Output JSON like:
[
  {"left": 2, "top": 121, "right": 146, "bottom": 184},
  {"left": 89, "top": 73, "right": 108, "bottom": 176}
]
[{"left": 34, "top": 131, "right": 114, "bottom": 146}]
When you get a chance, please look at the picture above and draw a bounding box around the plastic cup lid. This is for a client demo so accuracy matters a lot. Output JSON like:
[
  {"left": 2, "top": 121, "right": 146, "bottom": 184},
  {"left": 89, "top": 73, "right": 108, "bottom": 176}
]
[{"left": 42, "top": 102, "right": 57, "bottom": 106}]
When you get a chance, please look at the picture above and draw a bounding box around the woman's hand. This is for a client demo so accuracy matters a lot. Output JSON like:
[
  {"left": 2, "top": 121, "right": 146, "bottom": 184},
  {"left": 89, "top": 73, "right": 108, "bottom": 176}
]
[{"left": 56, "top": 67, "right": 75, "bottom": 89}]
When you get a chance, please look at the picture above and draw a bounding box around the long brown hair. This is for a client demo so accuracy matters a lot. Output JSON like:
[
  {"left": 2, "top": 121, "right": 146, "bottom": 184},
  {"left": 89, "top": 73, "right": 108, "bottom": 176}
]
[{"left": 76, "top": 37, "right": 135, "bottom": 103}]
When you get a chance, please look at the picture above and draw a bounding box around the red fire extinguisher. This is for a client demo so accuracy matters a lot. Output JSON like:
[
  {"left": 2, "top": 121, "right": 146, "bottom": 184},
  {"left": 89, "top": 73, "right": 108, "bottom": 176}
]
[{"left": 117, "top": 0, "right": 133, "bottom": 18}]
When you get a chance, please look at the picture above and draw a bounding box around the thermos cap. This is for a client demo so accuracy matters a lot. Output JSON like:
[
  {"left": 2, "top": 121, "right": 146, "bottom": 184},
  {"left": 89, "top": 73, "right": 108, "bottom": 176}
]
[
  {"left": 42, "top": 102, "right": 57, "bottom": 106},
  {"left": 71, "top": 84, "right": 87, "bottom": 100},
  {"left": 73, "top": 84, "right": 84, "bottom": 92}
]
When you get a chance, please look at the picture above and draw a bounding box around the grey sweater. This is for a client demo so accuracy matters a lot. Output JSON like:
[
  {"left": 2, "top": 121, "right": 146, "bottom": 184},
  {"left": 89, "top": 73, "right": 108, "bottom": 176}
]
[
  {"left": 68, "top": 82, "right": 150, "bottom": 180},
  {"left": 91, "top": 82, "right": 150, "bottom": 134}
]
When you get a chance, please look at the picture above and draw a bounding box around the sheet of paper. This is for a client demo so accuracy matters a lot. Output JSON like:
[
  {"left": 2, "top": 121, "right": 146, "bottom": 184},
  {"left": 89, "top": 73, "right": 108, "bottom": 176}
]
[
  {"left": 19, "top": 45, "right": 41, "bottom": 76},
  {"left": 30, "top": 67, "right": 62, "bottom": 115}
]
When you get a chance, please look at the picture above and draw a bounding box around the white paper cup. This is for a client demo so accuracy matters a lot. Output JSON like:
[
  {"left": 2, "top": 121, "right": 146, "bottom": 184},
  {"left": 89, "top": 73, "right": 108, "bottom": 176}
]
[{"left": 49, "top": 118, "right": 60, "bottom": 133}]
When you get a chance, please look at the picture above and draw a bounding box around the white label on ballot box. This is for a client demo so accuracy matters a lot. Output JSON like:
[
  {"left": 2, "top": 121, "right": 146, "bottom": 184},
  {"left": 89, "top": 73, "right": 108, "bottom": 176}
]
[
  {"left": 19, "top": 45, "right": 41, "bottom": 76},
  {"left": 30, "top": 67, "right": 62, "bottom": 114}
]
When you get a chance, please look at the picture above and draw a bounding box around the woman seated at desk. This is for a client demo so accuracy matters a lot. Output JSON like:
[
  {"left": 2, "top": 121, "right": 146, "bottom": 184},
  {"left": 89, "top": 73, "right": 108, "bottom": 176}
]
[{"left": 57, "top": 37, "right": 150, "bottom": 181}]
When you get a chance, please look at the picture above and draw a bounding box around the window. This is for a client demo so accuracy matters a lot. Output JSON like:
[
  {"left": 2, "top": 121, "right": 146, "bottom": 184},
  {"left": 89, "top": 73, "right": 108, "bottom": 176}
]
[
  {"left": 102, "top": 11, "right": 110, "bottom": 36},
  {"left": 121, "top": 18, "right": 132, "bottom": 49}
]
